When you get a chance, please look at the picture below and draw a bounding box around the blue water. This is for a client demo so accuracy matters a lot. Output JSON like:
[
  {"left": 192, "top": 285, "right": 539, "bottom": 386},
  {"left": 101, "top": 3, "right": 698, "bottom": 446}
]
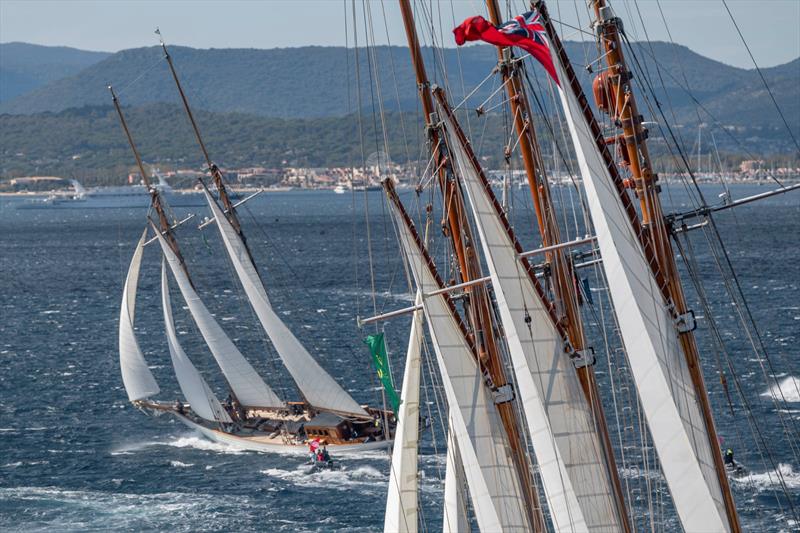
[{"left": 0, "top": 185, "right": 798, "bottom": 532}]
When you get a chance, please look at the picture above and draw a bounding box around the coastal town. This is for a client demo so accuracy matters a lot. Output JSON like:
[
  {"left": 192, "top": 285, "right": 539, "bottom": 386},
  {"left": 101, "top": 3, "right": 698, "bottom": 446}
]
[{"left": 3, "top": 158, "right": 799, "bottom": 196}]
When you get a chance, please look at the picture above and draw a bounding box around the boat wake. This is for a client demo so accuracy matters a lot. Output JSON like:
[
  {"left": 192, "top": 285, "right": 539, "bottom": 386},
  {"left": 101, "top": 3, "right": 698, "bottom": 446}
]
[
  {"left": 164, "top": 435, "right": 245, "bottom": 455},
  {"left": 761, "top": 376, "right": 800, "bottom": 403},
  {"left": 260, "top": 464, "right": 385, "bottom": 491},
  {"left": 732, "top": 463, "right": 800, "bottom": 491}
]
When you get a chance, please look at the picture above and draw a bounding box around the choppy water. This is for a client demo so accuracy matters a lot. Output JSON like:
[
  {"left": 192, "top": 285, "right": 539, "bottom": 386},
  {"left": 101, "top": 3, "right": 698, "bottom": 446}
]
[{"left": 0, "top": 185, "right": 798, "bottom": 532}]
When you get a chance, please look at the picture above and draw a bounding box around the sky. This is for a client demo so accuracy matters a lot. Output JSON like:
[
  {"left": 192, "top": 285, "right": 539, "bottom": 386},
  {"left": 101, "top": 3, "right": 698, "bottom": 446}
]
[{"left": 1, "top": 0, "right": 798, "bottom": 69}]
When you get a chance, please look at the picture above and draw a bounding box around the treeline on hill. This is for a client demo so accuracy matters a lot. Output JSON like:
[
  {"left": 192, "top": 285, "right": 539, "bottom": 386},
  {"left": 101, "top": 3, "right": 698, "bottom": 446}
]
[{"left": 0, "top": 103, "right": 796, "bottom": 186}]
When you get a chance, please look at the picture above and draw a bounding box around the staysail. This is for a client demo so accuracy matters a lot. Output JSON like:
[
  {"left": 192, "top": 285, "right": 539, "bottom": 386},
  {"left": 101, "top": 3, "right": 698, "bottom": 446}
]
[
  {"left": 443, "top": 415, "right": 471, "bottom": 533},
  {"left": 547, "top": 28, "right": 731, "bottom": 532},
  {"left": 161, "top": 261, "right": 232, "bottom": 423},
  {"left": 441, "top": 109, "right": 623, "bottom": 532},
  {"left": 152, "top": 222, "right": 284, "bottom": 409},
  {"left": 385, "top": 183, "right": 530, "bottom": 532},
  {"left": 383, "top": 294, "right": 423, "bottom": 533},
  {"left": 202, "top": 189, "right": 367, "bottom": 418},
  {"left": 119, "top": 229, "right": 160, "bottom": 402}
]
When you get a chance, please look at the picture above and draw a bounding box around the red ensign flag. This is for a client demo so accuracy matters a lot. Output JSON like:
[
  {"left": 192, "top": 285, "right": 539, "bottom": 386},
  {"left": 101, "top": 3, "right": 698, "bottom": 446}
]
[{"left": 453, "top": 10, "right": 559, "bottom": 86}]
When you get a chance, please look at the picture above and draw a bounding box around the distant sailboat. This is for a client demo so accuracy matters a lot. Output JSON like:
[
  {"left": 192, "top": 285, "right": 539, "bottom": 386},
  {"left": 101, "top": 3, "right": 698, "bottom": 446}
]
[{"left": 111, "top": 68, "right": 393, "bottom": 454}]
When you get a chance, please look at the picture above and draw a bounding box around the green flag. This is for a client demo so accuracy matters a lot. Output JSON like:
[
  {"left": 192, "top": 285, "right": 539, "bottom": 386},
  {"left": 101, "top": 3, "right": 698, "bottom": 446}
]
[{"left": 363, "top": 332, "right": 401, "bottom": 414}]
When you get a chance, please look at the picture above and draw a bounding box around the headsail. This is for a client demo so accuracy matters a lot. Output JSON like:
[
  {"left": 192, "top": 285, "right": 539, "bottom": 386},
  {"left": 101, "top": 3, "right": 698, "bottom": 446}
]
[
  {"left": 202, "top": 189, "right": 368, "bottom": 418},
  {"left": 440, "top": 106, "right": 623, "bottom": 532},
  {"left": 546, "top": 22, "right": 730, "bottom": 532},
  {"left": 383, "top": 294, "right": 423, "bottom": 533},
  {"left": 443, "top": 415, "right": 471, "bottom": 533},
  {"left": 385, "top": 182, "right": 530, "bottom": 532},
  {"left": 119, "top": 229, "right": 160, "bottom": 402},
  {"left": 161, "top": 261, "right": 232, "bottom": 424},
  {"left": 152, "top": 222, "right": 284, "bottom": 409}
]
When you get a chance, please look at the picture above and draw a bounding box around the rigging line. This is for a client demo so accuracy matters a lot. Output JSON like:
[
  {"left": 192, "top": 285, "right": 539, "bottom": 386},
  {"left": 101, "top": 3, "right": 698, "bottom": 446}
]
[
  {"left": 721, "top": 0, "right": 800, "bottom": 153},
  {"left": 115, "top": 53, "right": 165, "bottom": 97},
  {"left": 378, "top": 0, "right": 413, "bottom": 167}
]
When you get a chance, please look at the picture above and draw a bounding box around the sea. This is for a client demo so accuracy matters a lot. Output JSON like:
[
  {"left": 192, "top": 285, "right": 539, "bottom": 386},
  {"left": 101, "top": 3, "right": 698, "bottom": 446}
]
[{"left": 0, "top": 184, "right": 798, "bottom": 532}]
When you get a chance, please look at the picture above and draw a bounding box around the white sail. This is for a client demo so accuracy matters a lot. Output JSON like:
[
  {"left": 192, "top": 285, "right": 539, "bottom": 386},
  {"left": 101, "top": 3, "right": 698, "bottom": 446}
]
[
  {"left": 161, "top": 261, "right": 232, "bottom": 424},
  {"left": 202, "top": 189, "right": 367, "bottom": 418},
  {"left": 549, "top": 44, "right": 730, "bottom": 532},
  {"left": 443, "top": 415, "right": 471, "bottom": 533},
  {"left": 442, "top": 112, "right": 622, "bottom": 532},
  {"left": 119, "top": 229, "right": 160, "bottom": 402},
  {"left": 383, "top": 294, "right": 423, "bottom": 533},
  {"left": 152, "top": 224, "right": 284, "bottom": 409},
  {"left": 387, "top": 194, "right": 530, "bottom": 532}
]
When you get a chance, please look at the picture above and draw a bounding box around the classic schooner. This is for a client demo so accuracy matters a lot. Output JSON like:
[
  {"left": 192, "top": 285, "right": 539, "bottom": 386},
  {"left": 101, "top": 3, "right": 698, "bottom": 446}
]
[
  {"left": 113, "top": 43, "right": 394, "bottom": 453},
  {"left": 353, "top": 0, "right": 799, "bottom": 531}
]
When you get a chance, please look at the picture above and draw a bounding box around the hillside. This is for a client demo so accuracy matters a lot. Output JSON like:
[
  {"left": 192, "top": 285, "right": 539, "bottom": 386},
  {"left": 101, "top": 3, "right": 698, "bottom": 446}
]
[
  {"left": 2, "top": 103, "right": 789, "bottom": 184},
  {"left": 1, "top": 42, "right": 797, "bottom": 138},
  {"left": 0, "top": 42, "right": 110, "bottom": 103}
]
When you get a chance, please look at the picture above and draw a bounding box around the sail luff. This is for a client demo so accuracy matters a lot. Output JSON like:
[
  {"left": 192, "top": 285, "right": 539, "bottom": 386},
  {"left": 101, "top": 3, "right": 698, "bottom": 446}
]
[
  {"left": 384, "top": 181, "right": 530, "bottom": 532},
  {"left": 439, "top": 102, "right": 622, "bottom": 532},
  {"left": 542, "top": 13, "right": 730, "bottom": 532},
  {"left": 202, "top": 189, "right": 368, "bottom": 418},
  {"left": 383, "top": 295, "right": 423, "bottom": 533},
  {"left": 152, "top": 222, "right": 284, "bottom": 410},
  {"left": 119, "top": 229, "right": 160, "bottom": 402},
  {"left": 443, "top": 414, "right": 471, "bottom": 533},
  {"left": 161, "top": 261, "right": 232, "bottom": 424}
]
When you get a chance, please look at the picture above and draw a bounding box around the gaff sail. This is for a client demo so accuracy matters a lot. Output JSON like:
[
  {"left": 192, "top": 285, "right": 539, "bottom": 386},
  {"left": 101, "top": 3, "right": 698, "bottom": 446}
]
[
  {"left": 547, "top": 30, "right": 730, "bottom": 532},
  {"left": 161, "top": 261, "right": 232, "bottom": 424},
  {"left": 441, "top": 109, "right": 623, "bottom": 532},
  {"left": 383, "top": 294, "right": 423, "bottom": 533},
  {"left": 202, "top": 189, "right": 368, "bottom": 418},
  {"left": 119, "top": 229, "right": 160, "bottom": 402},
  {"left": 443, "top": 414, "right": 471, "bottom": 533},
  {"left": 386, "top": 185, "right": 531, "bottom": 532},
  {"left": 152, "top": 222, "right": 284, "bottom": 410}
]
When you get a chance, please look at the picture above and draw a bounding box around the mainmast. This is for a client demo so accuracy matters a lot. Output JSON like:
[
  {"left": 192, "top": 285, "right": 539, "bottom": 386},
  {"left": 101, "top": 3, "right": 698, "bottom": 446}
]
[
  {"left": 158, "top": 36, "right": 244, "bottom": 238},
  {"left": 397, "top": 1, "right": 545, "bottom": 529},
  {"left": 482, "top": 2, "right": 630, "bottom": 529},
  {"left": 587, "top": 1, "right": 740, "bottom": 529},
  {"left": 109, "top": 85, "right": 187, "bottom": 274}
]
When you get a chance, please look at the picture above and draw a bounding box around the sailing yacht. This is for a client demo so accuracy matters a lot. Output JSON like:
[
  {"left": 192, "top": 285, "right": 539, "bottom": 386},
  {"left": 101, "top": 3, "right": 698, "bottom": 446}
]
[
  {"left": 355, "top": 1, "right": 800, "bottom": 532},
  {"left": 112, "top": 70, "right": 394, "bottom": 454}
]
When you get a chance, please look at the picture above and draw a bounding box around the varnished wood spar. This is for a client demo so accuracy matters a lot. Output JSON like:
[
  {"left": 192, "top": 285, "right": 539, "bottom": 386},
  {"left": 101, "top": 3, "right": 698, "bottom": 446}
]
[
  {"left": 159, "top": 41, "right": 244, "bottom": 236},
  {"left": 397, "top": 2, "right": 545, "bottom": 530},
  {"left": 584, "top": 1, "right": 741, "bottom": 529},
  {"left": 482, "top": 2, "right": 632, "bottom": 530},
  {"left": 109, "top": 85, "right": 189, "bottom": 278}
]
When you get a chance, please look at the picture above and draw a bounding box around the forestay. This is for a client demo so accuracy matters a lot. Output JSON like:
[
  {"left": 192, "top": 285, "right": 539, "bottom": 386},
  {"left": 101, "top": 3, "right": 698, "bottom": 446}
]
[
  {"left": 161, "top": 261, "right": 232, "bottom": 424},
  {"left": 549, "top": 43, "right": 730, "bottom": 532},
  {"left": 387, "top": 190, "right": 531, "bottom": 532},
  {"left": 202, "top": 190, "right": 367, "bottom": 418},
  {"left": 383, "top": 294, "right": 423, "bottom": 533},
  {"left": 152, "top": 223, "right": 284, "bottom": 409},
  {"left": 119, "top": 229, "right": 160, "bottom": 402},
  {"left": 442, "top": 111, "right": 622, "bottom": 532}
]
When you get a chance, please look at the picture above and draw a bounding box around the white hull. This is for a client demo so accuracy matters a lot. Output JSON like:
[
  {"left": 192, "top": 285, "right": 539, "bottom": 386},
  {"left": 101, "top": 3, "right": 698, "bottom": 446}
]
[{"left": 172, "top": 412, "right": 392, "bottom": 455}]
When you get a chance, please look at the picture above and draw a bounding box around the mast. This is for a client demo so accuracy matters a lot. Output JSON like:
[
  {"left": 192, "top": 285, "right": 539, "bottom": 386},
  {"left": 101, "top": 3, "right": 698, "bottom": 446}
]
[
  {"left": 109, "top": 85, "right": 186, "bottom": 271},
  {"left": 397, "top": 2, "right": 545, "bottom": 529},
  {"left": 158, "top": 36, "right": 244, "bottom": 237},
  {"left": 482, "top": 2, "right": 631, "bottom": 529},
  {"left": 587, "top": 1, "right": 740, "bottom": 529}
]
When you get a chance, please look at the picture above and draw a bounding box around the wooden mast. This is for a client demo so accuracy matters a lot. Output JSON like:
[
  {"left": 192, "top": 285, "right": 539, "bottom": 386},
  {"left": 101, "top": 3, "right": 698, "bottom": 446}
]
[
  {"left": 586, "top": 2, "right": 741, "bottom": 530},
  {"left": 109, "top": 85, "right": 187, "bottom": 272},
  {"left": 397, "top": 1, "right": 545, "bottom": 530},
  {"left": 158, "top": 38, "right": 243, "bottom": 236},
  {"left": 482, "top": 3, "right": 631, "bottom": 530}
]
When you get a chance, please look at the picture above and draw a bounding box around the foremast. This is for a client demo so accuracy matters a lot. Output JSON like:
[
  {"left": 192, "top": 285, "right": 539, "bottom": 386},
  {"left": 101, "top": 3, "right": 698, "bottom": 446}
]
[
  {"left": 482, "top": 2, "right": 631, "bottom": 529},
  {"left": 397, "top": 1, "right": 545, "bottom": 529},
  {"left": 109, "top": 85, "right": 186, "bottom": 271},
  {"left": 586, "top": 2, "right": 740, "bottom": 529}
]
